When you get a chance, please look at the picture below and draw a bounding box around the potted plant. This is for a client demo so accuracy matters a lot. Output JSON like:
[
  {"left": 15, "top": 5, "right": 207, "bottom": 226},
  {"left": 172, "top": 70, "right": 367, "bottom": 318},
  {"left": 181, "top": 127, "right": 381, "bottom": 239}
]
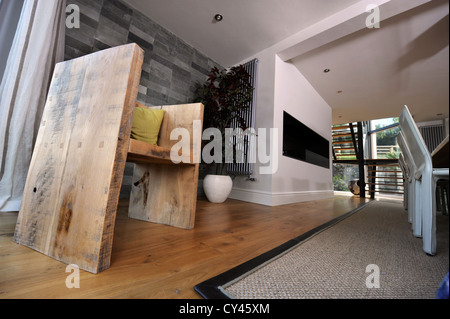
[{"left": 194, "top": 65, "right": 254, "bottom": 203}]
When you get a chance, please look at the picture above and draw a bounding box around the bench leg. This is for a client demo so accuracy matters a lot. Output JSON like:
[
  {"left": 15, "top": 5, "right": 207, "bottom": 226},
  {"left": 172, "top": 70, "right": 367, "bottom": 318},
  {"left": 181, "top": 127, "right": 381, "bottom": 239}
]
[{"left": 128, "top": 163, "right": 199, "bottom": 229}]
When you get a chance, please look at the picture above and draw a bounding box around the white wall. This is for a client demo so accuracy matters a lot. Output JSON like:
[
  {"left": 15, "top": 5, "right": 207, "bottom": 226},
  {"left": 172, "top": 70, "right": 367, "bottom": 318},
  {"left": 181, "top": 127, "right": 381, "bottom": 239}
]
[
  {"left": 229, "top": 44, "right": 333, "bottom": 206},
  {"left": 228, "top": 0, "right": 434, "bottom": 206},
  {"left": 271, "top": 55, "right": 333, "bottom": 205}
]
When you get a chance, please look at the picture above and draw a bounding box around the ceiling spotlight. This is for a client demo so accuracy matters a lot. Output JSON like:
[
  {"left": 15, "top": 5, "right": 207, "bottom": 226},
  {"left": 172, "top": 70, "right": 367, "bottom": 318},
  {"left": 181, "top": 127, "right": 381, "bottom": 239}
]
[
  {"left": 323, "top": 68, "right": 330, "bottom": 73},
  {"left": 214, "top": 14, "right": 223, "bottom": 22}
]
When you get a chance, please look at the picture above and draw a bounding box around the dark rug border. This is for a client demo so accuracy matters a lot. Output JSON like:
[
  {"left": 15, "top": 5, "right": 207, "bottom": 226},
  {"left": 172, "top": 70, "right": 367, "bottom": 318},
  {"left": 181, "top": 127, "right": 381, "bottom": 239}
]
[{"left": 194, "top": 200, "right": 374, "bottom": 299}]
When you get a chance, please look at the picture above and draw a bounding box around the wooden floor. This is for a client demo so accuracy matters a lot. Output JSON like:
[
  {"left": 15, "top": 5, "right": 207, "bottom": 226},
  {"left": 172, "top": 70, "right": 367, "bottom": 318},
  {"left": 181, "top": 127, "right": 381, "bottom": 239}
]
[{"left": 0, "top": 195, "right": 369, "bottom": 299}]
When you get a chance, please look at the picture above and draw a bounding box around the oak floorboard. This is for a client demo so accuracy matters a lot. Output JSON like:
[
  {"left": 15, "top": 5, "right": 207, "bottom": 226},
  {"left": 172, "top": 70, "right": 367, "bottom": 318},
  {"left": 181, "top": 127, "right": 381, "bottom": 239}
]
[{"left": 0, "top": 195, "right": 369, "bottom": 299}]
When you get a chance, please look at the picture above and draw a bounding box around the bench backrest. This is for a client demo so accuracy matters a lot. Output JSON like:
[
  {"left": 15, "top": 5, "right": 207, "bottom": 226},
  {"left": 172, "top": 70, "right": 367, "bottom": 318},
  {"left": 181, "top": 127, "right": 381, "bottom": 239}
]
[{"left": 135, "top": 102, "right": 204, "bottom": 163}]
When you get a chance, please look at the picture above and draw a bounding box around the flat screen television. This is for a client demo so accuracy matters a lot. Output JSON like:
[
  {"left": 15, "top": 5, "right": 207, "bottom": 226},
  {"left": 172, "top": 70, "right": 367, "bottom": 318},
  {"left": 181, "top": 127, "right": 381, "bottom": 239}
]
[{"left": 282, "top": 111, "right": 330, "bottom": 169}]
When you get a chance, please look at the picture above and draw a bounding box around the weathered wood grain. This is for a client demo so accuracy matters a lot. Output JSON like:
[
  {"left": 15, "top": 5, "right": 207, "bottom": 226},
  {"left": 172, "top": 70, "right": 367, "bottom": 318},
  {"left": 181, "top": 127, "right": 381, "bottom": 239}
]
[
  {"left": 14, "top": 43, "right": 144, "bottom": 273},
  {"left": 127, "top": 139, "right": 192, "bottom": 165},
  {"left": 128, "top": 103, "right": 204, "bottom": 229}
]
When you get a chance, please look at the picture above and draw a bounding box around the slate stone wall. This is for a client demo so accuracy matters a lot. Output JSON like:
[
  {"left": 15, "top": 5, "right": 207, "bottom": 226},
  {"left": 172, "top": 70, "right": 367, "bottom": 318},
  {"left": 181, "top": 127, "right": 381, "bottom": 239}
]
[{"left": 65, "top": 0, "right": 221, "bottom": 197}]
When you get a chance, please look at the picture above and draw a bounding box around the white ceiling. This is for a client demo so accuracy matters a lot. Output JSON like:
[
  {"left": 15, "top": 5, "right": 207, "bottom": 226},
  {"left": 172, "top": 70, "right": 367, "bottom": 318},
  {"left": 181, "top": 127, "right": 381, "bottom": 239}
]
[
  {"left": 123, "top": 0, "right": 449, "bottom": 125},
  {"left": 123, "top": 0, "right": 362, "bottom": 66},
  {"left": 291, "top": 0, "right": 449, "bottom": 124}
]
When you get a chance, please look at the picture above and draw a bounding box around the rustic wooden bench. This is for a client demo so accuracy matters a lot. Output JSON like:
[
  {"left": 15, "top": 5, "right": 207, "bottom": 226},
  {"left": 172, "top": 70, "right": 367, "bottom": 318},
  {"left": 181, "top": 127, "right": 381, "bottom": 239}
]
[
  {"left": 14, "top": 43, "right": 204, "bottom": 273},
  {"left": 127, "top": 102, "right": 203, "bottom": 230}
]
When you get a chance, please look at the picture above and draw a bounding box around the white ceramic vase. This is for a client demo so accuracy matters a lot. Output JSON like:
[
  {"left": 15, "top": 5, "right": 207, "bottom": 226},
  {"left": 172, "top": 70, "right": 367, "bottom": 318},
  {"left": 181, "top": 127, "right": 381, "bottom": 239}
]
[{"left": 203, "top": 174, "right": 233, "bottom": 203}]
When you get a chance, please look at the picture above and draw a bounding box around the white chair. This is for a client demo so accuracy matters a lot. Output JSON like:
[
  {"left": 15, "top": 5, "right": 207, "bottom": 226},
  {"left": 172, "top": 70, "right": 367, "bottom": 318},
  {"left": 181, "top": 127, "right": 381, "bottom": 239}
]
[
  {"left": 399, "top": 105, "right": 449, "bottom": 255},
  {"left": 396, "top": 132, "right": 418, "bottom": 234}
]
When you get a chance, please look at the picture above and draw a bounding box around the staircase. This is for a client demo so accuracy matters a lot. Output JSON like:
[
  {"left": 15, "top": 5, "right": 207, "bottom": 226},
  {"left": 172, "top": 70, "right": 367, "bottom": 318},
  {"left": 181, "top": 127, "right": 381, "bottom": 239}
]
[
  {"left": 332, "top": 122, "right": 404, "bottom": 199},
  {"left": 332, "top": 123, "right": 359, "bottom": 161},
  {"left": 366, "top": 161, "right": 404, "bottom": 197},
  {"left": 332, "top": 122, "right": 366, "bottom": 197}
]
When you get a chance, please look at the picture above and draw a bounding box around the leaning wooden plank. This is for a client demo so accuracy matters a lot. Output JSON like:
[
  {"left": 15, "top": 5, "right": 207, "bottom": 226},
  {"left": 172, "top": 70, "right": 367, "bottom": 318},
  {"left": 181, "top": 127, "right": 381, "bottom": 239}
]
[{"left": 14, "top": 43, "right": 144, "bottom": 273}]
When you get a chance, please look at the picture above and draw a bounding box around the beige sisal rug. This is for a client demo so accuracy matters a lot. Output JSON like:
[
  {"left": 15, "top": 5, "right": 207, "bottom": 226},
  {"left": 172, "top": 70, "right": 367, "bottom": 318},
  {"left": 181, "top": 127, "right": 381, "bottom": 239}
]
[{"left": 223, "top": 200, "right": 449, "bottom": 299}]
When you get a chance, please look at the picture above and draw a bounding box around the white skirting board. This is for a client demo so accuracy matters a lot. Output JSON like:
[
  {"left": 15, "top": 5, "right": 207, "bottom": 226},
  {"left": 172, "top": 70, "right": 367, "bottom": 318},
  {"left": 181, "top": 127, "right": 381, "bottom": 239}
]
[{"left": 229, "top": 188, "right": 334, "bottom": 206}]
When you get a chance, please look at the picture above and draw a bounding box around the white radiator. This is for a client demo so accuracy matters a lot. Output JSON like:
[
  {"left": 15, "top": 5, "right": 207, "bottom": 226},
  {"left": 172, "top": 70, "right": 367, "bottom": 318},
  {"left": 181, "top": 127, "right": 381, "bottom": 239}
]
[
  {"left": 227, "top": 58, "right": 258, "bottom": 176},
  {"left": 419, "top": 124, "right": 446, "bottom": 152}
]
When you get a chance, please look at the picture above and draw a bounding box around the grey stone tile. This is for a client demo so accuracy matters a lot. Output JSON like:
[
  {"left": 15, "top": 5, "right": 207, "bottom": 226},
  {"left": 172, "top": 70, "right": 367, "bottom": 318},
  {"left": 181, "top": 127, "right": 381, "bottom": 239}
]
[
  {"left": 65, "top": 45, "right": 86, "bottom": 60},
  {"left": 145, "top": 92, "right": 168, "bottom": 106},
  {"left": 129, "top": 24, "right": 155, "bottom": 45},
  {"left": 128, "top": 31, "right": 153, "bottom": 51},
  {"left": 191, "top": 71, "right": 208, "bottom": 86},
  {"left": 95, "top": 16, "right": 129, "bottom": 47},
  {"left": 191, "top": 68, "right": 210, "bottom": 84},
  {"left": 153, "top": 40, "right": 175, "bottom": 62},
  {"left": 146, "top": 81, "right": 170, "bottom": 98},
  {"left": 171, "top": 77, "right": 191, "bottom": 97},
  {"left": 65, "top": 35, "right": 92, "bottom": 55},
  {"left": 168, "top": 90, "right": 189, "bottom": 105},
  {"left": 92, "top": 39, "right": 110, "bottom": 52},
  {"left": 172, "top": 64, "right": 191, "bottom": 82},
  {"left": 191, "top": 62, "right": 209, "bottom": 76},
  {"left": 69, "top": 0, "right": 103, "bottom": 22},
  {"left": 130, "top": 10, "right": 158, "bottom": 38},
  {"left": 138, "top": 85, "right": 147, "bottom": 95},
  {"left": 138, "top": 75, "right": 151, "bottom": 90},
  {"left": 175, "top": 38, "right": 194, "bottom": 66},
  {"left": 148, "top": 59, "right": 172, "bottom": 88},
  {"left": 79, "top": 12, "right": 99, "bottom": 29},
  {"left": 100, "top": 0, "right": 132, "bottom": 30},
  {"left": 151, "top": 53, "right": 175, "bottom": 71},
  {"left": 137, "top": 92, "right": 148, "bottom": 103},
  {"left": 66, "top": 17, "right": 97, "bottom": 47},
  {"left": 193, "top": 49, "right": 208, "bottom": 67}
]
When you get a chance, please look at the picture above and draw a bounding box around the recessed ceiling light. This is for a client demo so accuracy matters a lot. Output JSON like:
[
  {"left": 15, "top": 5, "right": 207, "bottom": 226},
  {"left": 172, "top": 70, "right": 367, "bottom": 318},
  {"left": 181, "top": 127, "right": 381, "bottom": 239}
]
[
  {"left": 337, "top": 90, "right": 343, "bottom": 94},
  {"left": 323, "top": 68, "right": 330, "bottom": 73},
  {"left": 214, "top": 14, "right": 223, "bottom": 21}
]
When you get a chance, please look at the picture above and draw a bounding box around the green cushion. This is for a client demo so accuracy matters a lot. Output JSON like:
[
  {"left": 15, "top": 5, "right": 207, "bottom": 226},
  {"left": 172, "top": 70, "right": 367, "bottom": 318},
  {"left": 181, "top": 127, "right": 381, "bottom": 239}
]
[{"left": 131, "top": 107, "right": 165, "bottom": 145}]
